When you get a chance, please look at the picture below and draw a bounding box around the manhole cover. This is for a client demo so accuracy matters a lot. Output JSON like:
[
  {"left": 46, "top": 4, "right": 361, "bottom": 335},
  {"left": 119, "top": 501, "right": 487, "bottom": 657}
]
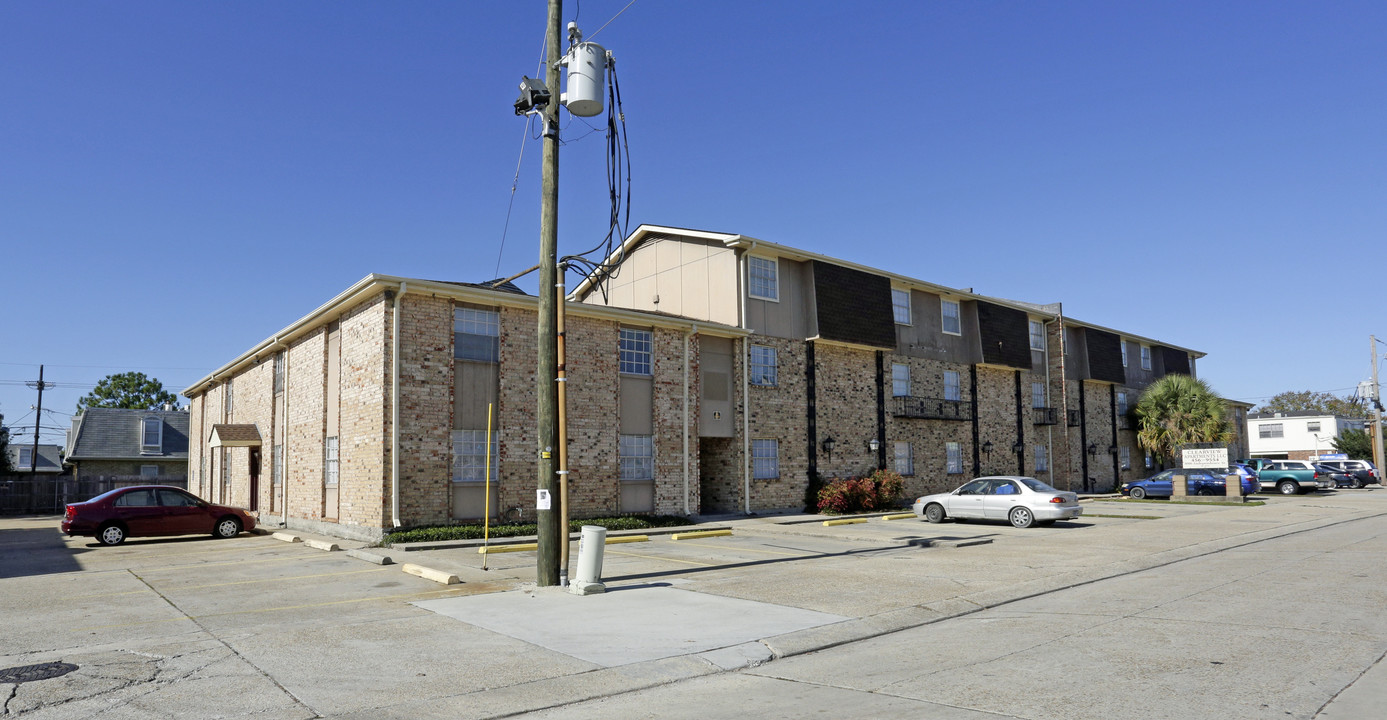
[{"left": 0, "top": 662, "right": 79, "bottom": 684}]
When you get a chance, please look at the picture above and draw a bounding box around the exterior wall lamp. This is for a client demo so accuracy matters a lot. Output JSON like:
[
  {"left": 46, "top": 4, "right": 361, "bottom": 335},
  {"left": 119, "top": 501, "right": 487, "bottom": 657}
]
[
  {"left": 1012, "top": 441, "right": 1025, "bottom": 453},
  {"left": 982, "top": 441, "right": 993, "bottom": 458},
  {"left": 868, "top": 438, "right": 880, "bottom": 453},
  {"left": 1087, "top": 443, "right": 1097, "bottom": 456},
  {"left": 821, "top": 436, "right": 836, "bottom": 460}
]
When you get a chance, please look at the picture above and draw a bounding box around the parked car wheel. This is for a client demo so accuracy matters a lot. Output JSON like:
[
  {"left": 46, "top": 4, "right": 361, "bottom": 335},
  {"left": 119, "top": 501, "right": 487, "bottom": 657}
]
[
  {"left": 213, "top": 517, "right": 242, "bottom": 539},
  {"left": 1278, "top": 481, "right": 1299, "bottom": 495},
  {"left": 924, "top": 503, "right": 946, "bottom": 524},
  {"left": 1009, "top": 506, "right": 1034, "bottom": 529},
  {"left": 98, "top": 522, "right": 126, "bottom": 546},
  {"left": 1352, "top": 478, "right": 1365, "bottom": 489},
  {"left": 1129, "top": 486, "right": 1147, "bottom": 500}
]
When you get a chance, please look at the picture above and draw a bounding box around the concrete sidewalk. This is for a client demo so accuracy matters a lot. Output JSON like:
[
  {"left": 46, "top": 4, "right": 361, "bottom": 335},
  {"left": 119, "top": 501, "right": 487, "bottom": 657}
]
[{"left": 330, "top": 491, "right": 1387, "bottom": 719}]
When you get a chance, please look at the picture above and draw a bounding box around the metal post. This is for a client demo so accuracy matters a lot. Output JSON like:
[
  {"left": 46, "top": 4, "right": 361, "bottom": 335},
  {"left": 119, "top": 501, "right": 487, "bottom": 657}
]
[{"left": 1373, "top": 336, "right": 1385, "bottom": 480}]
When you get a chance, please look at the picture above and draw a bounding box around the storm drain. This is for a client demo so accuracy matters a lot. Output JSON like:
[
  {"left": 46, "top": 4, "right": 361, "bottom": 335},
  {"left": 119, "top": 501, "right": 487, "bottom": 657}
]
[{"left": 0, "top": 662, "right": 78, "bottom": 684}]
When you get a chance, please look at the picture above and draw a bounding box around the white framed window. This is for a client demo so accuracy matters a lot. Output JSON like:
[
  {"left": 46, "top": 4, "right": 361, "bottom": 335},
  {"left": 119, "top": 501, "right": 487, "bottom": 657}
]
[
  {"left": 224, "top": 379, "right": 234, "bottom": 419},
  {"left": 273, "top": 351, "right": 286, "bottom": 394},
  {"left": 140, "top": 465, "right": 159, "bottom": 478},
  {"left": 1035, "top": 445, "right": 1048, "bottom": 472},
  {"left": 455, "top": 307, "right": 500, "bottom": 362},
  {"left": 1306, "top": 421, "right": 1321, "bottom": 433},
  {"left": 946, "top": 442, "right": 963, "bottom": 474},
  {"left": 749, "top": 345, "right": 778, "bottom": 386},
  {"left": 1116, "top": 391, "right": 1128, "bottom": 416},
  {"left": 620, "top": 434, "right": 654, "bottom": 481},
  {"left": 748, "top": 256, "right": 779, "bottom": 301},
  {"left": 1029, "top": 320, "right": 1045, "bottom": 351},
  {"left": 452, "top": 430, "right": 498, "bottom": 482},
  {"left": 1121, "top": 341, "right": 1128, "bottom": 367},
  {"left": 892, "top": 288, "right": 911, "bottom": 325},
  {"left": 892, "top": 363, "right": 910, "bottom": 397},
  {"left": 941, "top": 299, "right": 961, "bottom": 335},
  {"left": 752, "top": 439, "right": 779, "bottom": 479},
  {"left": 1120, "top": 446, "right": 1131, "bottom": 470},
  {"left": 273, "top": 443, "right": 284, "bottom": 485},
  {"left": 325, "top": 436, "right": 339, "bottom": 486},
  {"left": 894, "top": 441, "right": 914, "bottom": 476},
  {"left": 18, "top": 447, "right": 32, "bottom": 467},
  {"left": 1140, "top": 345, "right": 1152, "bottom": 370},
  {"left": 619, "top": 328, "right": 653, "bottom": 375},
  {"left": 944, "top": 370, "right": 961, "bottom": 402},
  {"left": 1259, "top": 423, "right": 1284, "bottom": 439},
  {"left": 142, "top": 416, "right": 162, "bottom": 452},
  {"left": 1031, "top": 382, "right": 1046, "bottom": 409}
]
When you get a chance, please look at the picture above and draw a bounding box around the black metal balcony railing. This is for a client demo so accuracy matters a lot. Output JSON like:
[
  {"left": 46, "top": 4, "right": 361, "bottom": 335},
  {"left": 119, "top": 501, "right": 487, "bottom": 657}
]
[
  {"left": 893, "top": 396, "right": 973, "bottom": 421},
  {"left": 1067, "top": 409, "right": 1083, "bottom": 427},
  {"left": 1032, "top": 407, "right": 1058, "bottom": 425}
]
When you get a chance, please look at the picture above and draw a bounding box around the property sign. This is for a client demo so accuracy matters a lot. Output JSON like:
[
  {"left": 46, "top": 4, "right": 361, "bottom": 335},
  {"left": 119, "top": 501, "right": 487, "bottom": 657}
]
[
  {"left": 1317, "top": 453, "right": 1348, "bottom": 461},
  {"left": 1181, "top": 446, "right": 1229, "bottom": 469}
]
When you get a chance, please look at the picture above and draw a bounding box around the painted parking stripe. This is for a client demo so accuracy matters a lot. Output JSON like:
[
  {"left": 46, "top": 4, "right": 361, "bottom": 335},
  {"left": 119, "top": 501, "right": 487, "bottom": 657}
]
[{"left": 148, "top": 567, "right": 392, "bottom": 591}]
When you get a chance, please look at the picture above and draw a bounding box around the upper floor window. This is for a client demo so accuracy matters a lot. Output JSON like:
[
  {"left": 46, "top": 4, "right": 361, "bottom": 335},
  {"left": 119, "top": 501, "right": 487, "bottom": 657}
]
[
  {"left": 18, "top": 447, "right": 32, "bottom": 467},
  {"left": 941, "top": 299, "right": 961, "bottom": 335},
  {"left": 943, "top": 370, "right": 961, "bottom": 402},
  {"left": 1140, "top": 345, "right": 1152, "bottom": 370},
  {"left": 455, "top": 307, "right": 500, "bottom": 362},
  {"left": 749, "top": 345, "right": 778, "bottom": 386},
  {"left": 748, "top": 256, "right": 778, "bottom": 301},
  {"left": 1121, "top": 341, "right": 1128, "bottom": 367},
  {"left": 619, "top": 328, "right": 652, "bottom": 375},
  {"left": 1030, "top": 320, "right": 1045, "bottom": 351},
  {"left": 1259, "top": 423, "right": 1283, "bottom": 439},
  {"left": 273, "top": 351, "right": 285, "bottom": 394},
  {"left": 1306, "top": 421, "right": 1321, "bottom": 433},
  {"left": 1116, "top": 391, "right": 1128, "bottom": 416},
  {"left": 224, "top": 380, "right": 234, "bottom": 420},
  {"left": 892, "top": 289, "right": 911, "bottom": 325},
  {"left": 1032, "top": 382, "right": 1046, "bottom": 409},
  {"left": 142, "top": 416, "right": 162, "bottom": 452},
  {"left": 892, "top": 363, "right": 910, "bottom": 397}
]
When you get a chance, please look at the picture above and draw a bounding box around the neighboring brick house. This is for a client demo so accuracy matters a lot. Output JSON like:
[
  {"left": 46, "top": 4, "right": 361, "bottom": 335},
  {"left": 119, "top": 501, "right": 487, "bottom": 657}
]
[
  {"left": 64, "top": 407, "right": 190, "bottom": 481},
  {"left": 182, "top": 276, "right": 747, "bottom": 542},
  {"left": 573, "top": 225, "right": 1207, "bottom": 501}
]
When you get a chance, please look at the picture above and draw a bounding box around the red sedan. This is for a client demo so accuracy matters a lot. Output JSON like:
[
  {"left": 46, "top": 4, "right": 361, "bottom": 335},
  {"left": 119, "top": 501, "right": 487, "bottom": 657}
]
[{"left": 62, "top": 485, "right": 256, "bottom": 546}]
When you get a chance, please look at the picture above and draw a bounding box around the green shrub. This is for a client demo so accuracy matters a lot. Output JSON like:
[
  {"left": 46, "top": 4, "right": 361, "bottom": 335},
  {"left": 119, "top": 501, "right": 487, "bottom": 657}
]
[
  {"left": 382, "top": 514, "right": 689, "bottom": 546},
  {"left": 816, "top": 469, "right": 905, "bottom": 514}
]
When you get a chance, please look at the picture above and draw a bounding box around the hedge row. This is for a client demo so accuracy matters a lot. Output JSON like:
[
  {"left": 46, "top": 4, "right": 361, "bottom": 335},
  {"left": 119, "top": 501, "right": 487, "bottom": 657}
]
[{"left": 382, "top": 514, "right": 690, "bottom": 545}]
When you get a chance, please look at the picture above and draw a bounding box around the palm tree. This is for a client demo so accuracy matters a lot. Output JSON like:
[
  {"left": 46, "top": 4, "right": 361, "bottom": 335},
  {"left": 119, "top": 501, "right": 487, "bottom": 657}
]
[{"left": 1134, "top": 375, "right": 1233, "bottom": 464}]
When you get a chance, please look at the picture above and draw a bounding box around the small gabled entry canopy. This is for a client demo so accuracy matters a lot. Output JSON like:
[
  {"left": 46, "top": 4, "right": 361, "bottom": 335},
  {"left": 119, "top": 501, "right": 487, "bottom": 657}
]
[{"left": 209, "top": 424, "right": 262, "bottom": 448}]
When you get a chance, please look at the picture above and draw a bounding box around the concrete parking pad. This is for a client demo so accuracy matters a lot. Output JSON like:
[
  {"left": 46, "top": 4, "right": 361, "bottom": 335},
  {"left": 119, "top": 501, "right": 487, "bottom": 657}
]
[{"left": 413, "top": 584, "right": 849, "bottom": 667}]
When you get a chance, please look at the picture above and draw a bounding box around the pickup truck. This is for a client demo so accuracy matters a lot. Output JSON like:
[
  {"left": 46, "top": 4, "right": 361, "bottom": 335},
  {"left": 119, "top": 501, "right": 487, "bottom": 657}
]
[{"left": 1255, "top": 460, "right": 1327, "bottom": 495}]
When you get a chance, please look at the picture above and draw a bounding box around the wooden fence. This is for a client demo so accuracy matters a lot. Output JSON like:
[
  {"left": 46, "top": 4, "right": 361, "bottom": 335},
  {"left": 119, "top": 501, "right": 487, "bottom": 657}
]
[{"left": 0, "top": 476, "right": 187, "bottom": 514}]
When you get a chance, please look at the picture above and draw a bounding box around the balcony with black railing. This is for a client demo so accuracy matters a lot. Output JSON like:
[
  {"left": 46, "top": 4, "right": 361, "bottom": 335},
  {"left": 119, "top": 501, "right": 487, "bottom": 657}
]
[
  {"left": 894, "top": 396, "right": 973, "bottom": 421},
  {"left": 1032, "top": 407, "right": 1058, "bottom": 425}
]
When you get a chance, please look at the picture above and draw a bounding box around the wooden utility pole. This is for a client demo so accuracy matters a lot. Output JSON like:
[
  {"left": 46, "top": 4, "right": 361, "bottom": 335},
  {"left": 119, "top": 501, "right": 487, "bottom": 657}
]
[
  {"left": 26, "top": 365, "right": 53, "bottom": 474},
  {"left": 1373, "top": 336, "right": 1385, "bottom": 479},
  {"left": 534, "top": 0, "right": 563, "bottom": 586}
]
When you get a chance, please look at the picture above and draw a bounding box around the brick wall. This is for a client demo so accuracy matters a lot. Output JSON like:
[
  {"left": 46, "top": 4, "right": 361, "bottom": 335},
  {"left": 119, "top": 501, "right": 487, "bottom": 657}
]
[
  {"left": 882, "top": 355, "right": 973, "bottom": 498},
  {"left": 496, "top": 306, "right": 538, "bottom": 521},
  {"left": 563, "top": 315, "right": 619, "bottom": 516},
  {"left": 340, "top": 293, "right": 390, "bottom": 528},
  {"left": 811, "top": 343, "right": 876, "bottom": 493},
  {"left": 652, "top": 328, "right": 700, "bottom": 515},
  {"left": 286, "top": 328, "right": 326, "bottom": 521},
  {"left": 746, "top": 336, "right": 808, "bottom": 512}
]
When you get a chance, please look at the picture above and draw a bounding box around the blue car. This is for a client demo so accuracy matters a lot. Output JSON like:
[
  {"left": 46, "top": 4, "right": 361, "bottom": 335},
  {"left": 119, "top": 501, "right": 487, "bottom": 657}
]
[{"left": 1121, "top": 470, "right": 1256, "bottom": 499}]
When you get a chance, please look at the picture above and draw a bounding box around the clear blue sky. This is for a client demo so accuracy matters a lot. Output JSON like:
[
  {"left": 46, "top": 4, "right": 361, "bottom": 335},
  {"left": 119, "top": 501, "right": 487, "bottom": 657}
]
[{"left": 3, "top": 1, "right": 1385, "bottom": 446}]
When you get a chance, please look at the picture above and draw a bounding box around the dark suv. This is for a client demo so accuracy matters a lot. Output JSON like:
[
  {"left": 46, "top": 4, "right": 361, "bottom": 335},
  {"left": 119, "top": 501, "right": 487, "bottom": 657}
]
[{"left": 1315, "top": 460, "right": 1377, "bottom": 488}]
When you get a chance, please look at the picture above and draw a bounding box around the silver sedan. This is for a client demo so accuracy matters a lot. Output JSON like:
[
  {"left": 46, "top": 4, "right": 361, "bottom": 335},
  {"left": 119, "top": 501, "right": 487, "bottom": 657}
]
[{"left": 911, "top": 475, "right": 1082, "bottom": 528}]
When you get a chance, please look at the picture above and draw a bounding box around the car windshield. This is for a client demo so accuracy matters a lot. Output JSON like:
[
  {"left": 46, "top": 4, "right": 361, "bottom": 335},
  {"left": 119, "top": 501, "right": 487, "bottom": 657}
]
[{"left": 1017, "top": 477, "right": 1058, "bottom": 493}]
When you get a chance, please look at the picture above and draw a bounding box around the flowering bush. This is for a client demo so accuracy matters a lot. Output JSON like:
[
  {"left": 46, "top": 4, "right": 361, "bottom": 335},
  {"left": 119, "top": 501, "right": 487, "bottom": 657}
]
[{"left": 816, "top": 469, "right": 906, "bottom": 514}]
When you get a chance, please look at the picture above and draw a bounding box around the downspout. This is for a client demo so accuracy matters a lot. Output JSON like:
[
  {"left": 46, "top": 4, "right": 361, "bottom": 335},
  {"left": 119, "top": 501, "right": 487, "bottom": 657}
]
[
  {"left": 1043, "top": 319, "right": 1054, "bottom": 485},
  {"left": 738, "top": 252, "right": 751, "bottom": 515},
  {"left": 275, "top": 335, "right": 289, "bottom": 526},
  {"left": 683, "top": 324, "right": 696, "bottom": 516},
  {"left": 391, "top": 282, "right": 407, "bottom": 527}
]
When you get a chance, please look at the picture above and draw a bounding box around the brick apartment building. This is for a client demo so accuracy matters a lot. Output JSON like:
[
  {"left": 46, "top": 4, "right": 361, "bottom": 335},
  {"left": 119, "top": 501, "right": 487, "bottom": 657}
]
[{"left": 184, "top": 225, "right": 1206, "bottom": 542}]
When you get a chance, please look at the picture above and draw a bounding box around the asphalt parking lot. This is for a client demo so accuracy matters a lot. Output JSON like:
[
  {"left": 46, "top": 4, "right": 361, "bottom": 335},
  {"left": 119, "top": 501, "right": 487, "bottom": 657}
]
[{"left": 3, "top": 488, "right": 1384, "bottom": 718}]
